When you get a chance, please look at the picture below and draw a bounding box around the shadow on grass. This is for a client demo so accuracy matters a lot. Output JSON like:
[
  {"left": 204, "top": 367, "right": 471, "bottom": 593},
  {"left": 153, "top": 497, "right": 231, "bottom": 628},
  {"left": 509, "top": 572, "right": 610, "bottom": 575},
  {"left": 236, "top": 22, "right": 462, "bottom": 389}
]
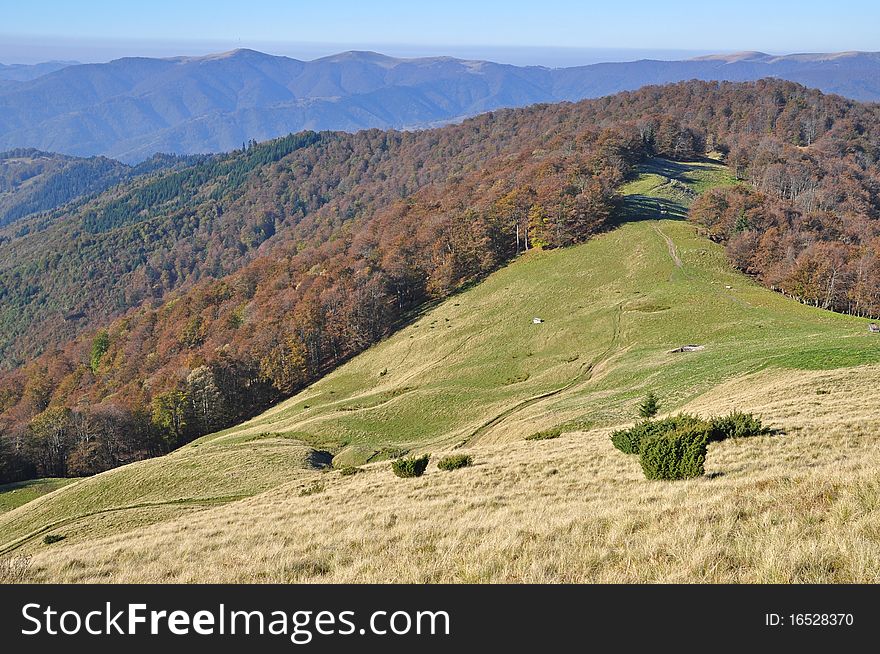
[
  {"left": 612, "top": 156, "right": 726, "bottom": 227},
  {"left": 639, "top": 157, "right": 719, "bottom": 179},
  {"left": 612, "top": 194, "right": 688, "bottom": 227}
]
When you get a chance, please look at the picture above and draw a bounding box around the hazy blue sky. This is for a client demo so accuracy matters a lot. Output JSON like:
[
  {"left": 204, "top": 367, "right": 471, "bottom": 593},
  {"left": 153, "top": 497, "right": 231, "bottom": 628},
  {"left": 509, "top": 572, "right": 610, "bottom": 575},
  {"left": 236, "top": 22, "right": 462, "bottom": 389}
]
[{"left": 2, "top": 0, "right": 878, "bottom": 65}]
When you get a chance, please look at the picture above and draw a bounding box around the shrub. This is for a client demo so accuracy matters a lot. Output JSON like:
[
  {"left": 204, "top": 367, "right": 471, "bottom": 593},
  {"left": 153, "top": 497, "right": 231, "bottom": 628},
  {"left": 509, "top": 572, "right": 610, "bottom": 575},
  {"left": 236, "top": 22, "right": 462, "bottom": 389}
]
[
  {"left": 639, "top": 423, "right": 711, "bottom": 480},
  {"left": 437, "top": 454, "right": 473, "bottom": 471},
  {"left": 42, "top": 534, "right": 65, "bottom": 545},
  {"left": 610, "top": 423, "right": 645, "bottom": 454},
  {"left": 709, "top": 411, "right": 769, "bottom": 441},
  {"left": 611, "top": 414, "right": 706, "bottom": 454},
  {"left": 376, "top": 447, "right": 408, "bottom": 461},
  {"left": 391, "top": 454, "right": 430, "bottom": 478},
  {"left": 299, "top": 481, "right": 325, "bottom": 496},
  {"left": 339, "top": 466, "right": 362, "bottom": 476},
  {"left": 525, "top": 426, "right": 562, "bottom": 441},
  {"left": 638, "top": 391, "right": 661, "bottom": 418}
]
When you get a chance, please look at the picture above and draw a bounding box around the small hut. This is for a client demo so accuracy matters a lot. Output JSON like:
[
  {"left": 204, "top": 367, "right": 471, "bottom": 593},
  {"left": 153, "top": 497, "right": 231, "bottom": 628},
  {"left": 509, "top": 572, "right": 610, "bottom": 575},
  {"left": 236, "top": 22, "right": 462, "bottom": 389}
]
[
  {"left": 869, "top": 323, "right": 880, "bottom": 334},
  {"left": 669, "top": 344, "right": 705, "bottom": 353},
  {"left": 532, "top": 317, "right": 544, "bottom": 324}
]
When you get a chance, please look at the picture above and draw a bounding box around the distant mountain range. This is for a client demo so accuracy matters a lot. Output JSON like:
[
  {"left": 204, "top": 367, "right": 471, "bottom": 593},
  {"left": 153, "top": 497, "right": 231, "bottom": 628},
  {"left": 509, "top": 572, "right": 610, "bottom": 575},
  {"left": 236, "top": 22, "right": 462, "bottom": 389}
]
[
  {"left": 0, "top": 60, "right": 78, "bottom": 82},
  {"left": 1, "top": 49, "right": 880, "bottom": 162}
]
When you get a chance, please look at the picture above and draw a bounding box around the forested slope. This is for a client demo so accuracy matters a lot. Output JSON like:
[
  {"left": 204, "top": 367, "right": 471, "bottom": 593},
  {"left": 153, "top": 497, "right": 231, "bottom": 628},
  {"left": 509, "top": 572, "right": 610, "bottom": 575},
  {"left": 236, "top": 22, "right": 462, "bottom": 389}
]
[{"left": 0, "top": 148, "right": 191, "bottom": 229}]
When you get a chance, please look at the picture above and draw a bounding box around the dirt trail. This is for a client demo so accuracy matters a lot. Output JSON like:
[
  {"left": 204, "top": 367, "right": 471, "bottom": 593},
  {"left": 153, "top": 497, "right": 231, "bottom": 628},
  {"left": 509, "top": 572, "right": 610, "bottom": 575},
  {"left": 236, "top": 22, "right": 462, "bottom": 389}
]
[
  {"left": 653, "top": 223, "right": 682, "bottom": 268},
  {"left": 653, "top": 221, "right": 752, "bottom": 308}
]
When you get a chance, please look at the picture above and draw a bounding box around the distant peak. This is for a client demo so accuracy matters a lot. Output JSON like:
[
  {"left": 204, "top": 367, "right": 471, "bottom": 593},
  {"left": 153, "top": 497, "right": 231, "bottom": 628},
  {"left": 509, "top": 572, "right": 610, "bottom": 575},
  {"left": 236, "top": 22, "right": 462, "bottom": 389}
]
[
  {"left": 315, "top": 50, "right": 399, "bottom": 63},
  {"left": 691, "top": 50, "right": 880, "bottom": 65},
  {"left": 691, "top": 51, "right": 771, "bottom": 63},
  {"left": 213, "top": 48, "right": 266, "bottom": 58},
  {"left": 768, "top": 50, "right": 877, "bottom": 63},
  {"left": 164, "top": 48, "right": 279, "bottom": 64}
]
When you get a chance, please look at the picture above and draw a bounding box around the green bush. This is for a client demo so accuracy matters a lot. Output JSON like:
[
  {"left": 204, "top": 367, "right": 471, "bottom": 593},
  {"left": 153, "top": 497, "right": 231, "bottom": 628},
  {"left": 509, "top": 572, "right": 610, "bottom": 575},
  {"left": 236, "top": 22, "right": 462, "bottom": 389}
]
[
  {"left": 339, "top": 466, "right": 362, "bottom": 476},
  {"left": 42, "top": 534, "right": 65, "bottom": 545},
  {"left": 610, "top": 414, "right": 706, "bottom": 454},
  {"left": 525, "top": 426, "right": 562, "bottom": 441},
  {"left": 610, "top": 423, "right": 646, "bottom": 454},
  {"left": 299, "top": 481, "right": 325, "bottom": 496},
  {"left": 639, "top": 423, "right": 711, "bottom": 480},
  {"left": 709, "top": 411, "right": 769, "bottom": 441},
  {"left": 437, "top": 454, "right": 473, "bottom": 471},
  {"left": 391, "top": 454, "right": 430, "bottom": 478}
]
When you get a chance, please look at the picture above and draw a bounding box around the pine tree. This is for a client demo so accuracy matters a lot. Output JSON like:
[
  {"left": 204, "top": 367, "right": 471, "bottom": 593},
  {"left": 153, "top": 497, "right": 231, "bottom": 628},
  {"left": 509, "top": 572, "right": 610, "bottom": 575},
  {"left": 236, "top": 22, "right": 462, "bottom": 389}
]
[
  {"left": 638, "top": 391, "right": 660, "bottom": 419},
  {"left": 89, "top": 330, "right": 110, "bottom": 373}
]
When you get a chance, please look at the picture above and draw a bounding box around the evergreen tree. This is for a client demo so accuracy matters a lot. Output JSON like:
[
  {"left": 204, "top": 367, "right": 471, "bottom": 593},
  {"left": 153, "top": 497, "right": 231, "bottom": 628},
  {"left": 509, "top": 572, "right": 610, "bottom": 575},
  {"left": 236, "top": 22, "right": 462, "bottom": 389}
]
[
  {"left": 638, "top": 391, "right": 661, "bottom": 419},
  {"left": 90, "top": 330, "right": 110, "bottom": 373}
]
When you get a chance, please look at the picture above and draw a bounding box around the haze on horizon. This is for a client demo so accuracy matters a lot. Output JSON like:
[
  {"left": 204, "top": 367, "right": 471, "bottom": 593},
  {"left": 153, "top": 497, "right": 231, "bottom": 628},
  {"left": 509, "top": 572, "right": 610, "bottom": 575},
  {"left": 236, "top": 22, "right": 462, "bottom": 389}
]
[{"left": 2, "top": 0, "right": 878, "bottom": 66}]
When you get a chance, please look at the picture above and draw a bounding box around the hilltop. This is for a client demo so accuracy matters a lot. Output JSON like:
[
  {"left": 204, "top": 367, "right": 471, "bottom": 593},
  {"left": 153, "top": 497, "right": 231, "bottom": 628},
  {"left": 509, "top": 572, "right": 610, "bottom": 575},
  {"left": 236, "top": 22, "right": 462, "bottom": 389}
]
[{"left": 3, "top": 159, "right": 880, "bottom": 582}]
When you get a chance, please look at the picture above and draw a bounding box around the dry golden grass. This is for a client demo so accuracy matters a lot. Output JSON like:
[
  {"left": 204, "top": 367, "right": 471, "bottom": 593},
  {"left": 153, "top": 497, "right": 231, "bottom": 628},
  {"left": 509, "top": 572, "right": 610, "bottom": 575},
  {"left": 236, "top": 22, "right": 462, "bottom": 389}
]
[
  {"left": 19, "top": 364, "right": 880, "bottom": 583},
  {"left": 0, "top": 437, "right": 319, "bottom": 556}
]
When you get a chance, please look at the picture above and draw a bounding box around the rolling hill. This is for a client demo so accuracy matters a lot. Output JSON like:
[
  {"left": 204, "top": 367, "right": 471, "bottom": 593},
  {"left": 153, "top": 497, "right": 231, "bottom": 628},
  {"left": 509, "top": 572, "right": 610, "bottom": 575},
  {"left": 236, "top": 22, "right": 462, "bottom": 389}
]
[
  {"left": 4, "top": 160, "right": 880, "bottom": 583},
  {"left": 2, "top": 49, "right": 880, "bottom": 161}
]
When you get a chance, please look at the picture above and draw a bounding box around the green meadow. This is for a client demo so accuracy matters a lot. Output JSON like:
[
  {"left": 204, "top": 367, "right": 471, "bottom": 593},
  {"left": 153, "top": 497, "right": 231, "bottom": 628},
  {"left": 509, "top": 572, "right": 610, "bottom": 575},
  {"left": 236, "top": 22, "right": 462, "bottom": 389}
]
[
  {"left": 204, "top": 158, "right": 880, "bottom": 459},
  {"left": 0, "top": 479, "right": 77, "bottom": 515}
]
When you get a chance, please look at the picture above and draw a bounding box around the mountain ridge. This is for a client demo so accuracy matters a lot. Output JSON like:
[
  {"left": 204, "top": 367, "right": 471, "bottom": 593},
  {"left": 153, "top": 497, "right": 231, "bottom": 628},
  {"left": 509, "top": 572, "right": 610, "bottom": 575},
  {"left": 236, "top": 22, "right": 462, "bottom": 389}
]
[
  {"left": 0, "top": 60, "right": 78, "bottom": 82},
  {"left": 3, "top": 49, "right": 880, "bottom": 162}
]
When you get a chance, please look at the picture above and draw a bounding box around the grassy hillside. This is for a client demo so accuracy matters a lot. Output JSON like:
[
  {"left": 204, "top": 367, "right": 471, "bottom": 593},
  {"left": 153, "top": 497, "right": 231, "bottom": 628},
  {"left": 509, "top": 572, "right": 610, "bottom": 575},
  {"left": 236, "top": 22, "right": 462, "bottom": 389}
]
[
  {"left": 4, "top": 158, "right": 880, "bottom": 582},
  {"left": 0, "top": 479, "right": 76, "bottom": 514},
  {"left": 203, "top": 158, "right": 880, "bottom": 462},
  {"left": 0, "top": 437, "right": 326, "bottom": 557},
  {"left": 17, "top": 361, "right": 880, "bottom": 583}
]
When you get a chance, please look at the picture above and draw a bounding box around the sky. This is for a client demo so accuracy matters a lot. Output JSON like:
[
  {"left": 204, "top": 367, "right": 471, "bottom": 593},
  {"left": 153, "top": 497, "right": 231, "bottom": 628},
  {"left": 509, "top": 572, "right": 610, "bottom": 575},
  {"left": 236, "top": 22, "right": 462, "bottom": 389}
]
[{"left": 1, "top": 0, "right": 878, "bottom": 66}]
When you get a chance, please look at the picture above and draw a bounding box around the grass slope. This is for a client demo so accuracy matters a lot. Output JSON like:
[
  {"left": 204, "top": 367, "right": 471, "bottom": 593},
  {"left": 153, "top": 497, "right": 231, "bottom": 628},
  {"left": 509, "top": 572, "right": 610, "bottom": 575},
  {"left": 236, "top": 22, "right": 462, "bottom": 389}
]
[
  {"left": 20, "top": 364, "right": 880, "bottom": 583},
  {"left": 0, "top": 437, "right": 326, "bottom": 556},
  {"left": 5, "top": 157, "right": 880, "bottom": 581},
  {"left": 0, "top": 479, "right": 77, "bottom": 515},
  {"left": 203, "top": 158, "right": 880, "bottom": 460}
]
